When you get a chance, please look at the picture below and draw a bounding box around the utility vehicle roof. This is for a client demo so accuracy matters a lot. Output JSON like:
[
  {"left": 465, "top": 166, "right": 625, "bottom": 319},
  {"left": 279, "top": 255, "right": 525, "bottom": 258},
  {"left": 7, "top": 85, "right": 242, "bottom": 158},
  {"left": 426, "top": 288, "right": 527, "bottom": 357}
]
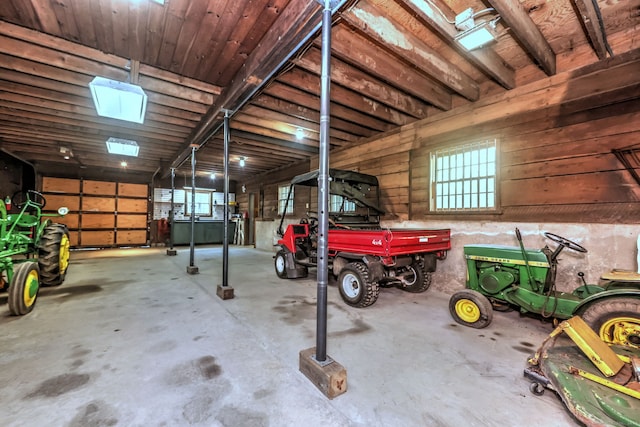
[{"left": 290, "top": 169, "right": 379, "bottom": 187}]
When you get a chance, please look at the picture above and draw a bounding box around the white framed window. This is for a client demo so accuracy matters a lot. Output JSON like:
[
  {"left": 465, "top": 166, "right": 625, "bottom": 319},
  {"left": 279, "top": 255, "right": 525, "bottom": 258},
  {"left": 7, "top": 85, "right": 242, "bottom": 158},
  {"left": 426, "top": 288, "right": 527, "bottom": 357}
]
[
  {"left": 330, "top": 195, "right": 355, "bottom": 212},
  {"left": 185, "top": 190, "right": 212, "bottom": 216},
  {"left": 278, "top": 184, "right": 293, "bottom": 215},
  {"left": 430, "top": 139, "right": 497, "bottom": 211}
]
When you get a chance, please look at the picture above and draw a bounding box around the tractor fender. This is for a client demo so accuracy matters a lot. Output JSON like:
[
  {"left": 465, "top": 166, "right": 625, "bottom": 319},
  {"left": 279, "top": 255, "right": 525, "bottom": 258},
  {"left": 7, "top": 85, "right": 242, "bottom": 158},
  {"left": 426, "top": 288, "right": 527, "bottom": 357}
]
[{"left": 573, "top": 289, "right": 640, "bottom": 314}]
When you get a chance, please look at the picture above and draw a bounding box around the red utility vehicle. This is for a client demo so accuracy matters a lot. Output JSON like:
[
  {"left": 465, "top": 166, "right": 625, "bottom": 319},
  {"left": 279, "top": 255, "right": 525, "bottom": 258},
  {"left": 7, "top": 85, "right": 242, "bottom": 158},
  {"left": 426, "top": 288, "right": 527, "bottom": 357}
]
[{"left": 275, "top": 169, "right": 451, "bottom": 307}]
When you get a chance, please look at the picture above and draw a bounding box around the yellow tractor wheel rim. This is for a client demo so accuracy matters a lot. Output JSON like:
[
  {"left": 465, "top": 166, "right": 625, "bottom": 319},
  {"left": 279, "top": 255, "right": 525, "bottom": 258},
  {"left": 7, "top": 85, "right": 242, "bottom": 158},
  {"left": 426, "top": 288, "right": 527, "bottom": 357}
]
[
  {"left": 24, "top": 269, "right": 39, "bottom": 307},
  {"left": 600, "top": 317, "right": 640, "bottom": 348},
  {"left": 59, "top": 234, "right": 70, "bottom": 274},
  {"left": 455, "top": 299, "right": 481, "bottom": 323}
]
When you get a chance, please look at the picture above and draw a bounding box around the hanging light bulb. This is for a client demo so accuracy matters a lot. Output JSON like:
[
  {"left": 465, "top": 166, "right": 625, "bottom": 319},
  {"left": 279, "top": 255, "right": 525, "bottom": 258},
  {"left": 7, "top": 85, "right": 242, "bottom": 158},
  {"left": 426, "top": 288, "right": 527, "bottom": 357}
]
[{"left": 239, "top": 157, "right": 246, "bottom": 167}]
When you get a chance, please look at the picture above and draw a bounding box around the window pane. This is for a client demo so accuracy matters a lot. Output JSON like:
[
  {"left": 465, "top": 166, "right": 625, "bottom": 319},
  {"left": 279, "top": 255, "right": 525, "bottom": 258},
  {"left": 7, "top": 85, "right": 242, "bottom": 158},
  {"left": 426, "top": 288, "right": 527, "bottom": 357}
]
[{"left": 430, "top": 139, "right": 497, "bottom": 212}]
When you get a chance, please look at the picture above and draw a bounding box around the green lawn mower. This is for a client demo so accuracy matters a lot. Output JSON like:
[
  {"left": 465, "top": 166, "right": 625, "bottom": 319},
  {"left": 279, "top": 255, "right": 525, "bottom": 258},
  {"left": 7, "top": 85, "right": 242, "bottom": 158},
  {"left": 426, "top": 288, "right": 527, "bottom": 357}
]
[
  {"left": 1, "top": 190, "right": 70, "bottom": 315},
  {"left": 450, "top": 228, "right": 640, "bottom": 348}
]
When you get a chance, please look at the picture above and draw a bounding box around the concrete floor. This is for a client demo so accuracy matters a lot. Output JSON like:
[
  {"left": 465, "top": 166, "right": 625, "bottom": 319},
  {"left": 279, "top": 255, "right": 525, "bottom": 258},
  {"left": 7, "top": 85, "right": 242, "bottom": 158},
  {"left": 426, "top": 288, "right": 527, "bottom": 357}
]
[{"left": 0, "top": 246, "right": 578, "bottom": 426}]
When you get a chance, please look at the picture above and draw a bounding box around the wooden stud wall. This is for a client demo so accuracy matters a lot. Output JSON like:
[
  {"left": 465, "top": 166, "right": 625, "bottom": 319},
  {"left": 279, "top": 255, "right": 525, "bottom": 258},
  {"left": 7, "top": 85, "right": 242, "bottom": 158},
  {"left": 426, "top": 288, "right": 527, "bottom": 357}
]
[
  {"left": 41, "top": 177, "right": 149, "bottom": 247},
  {"left": 247, "top": 50, "right": 640, "bottom": 225}
]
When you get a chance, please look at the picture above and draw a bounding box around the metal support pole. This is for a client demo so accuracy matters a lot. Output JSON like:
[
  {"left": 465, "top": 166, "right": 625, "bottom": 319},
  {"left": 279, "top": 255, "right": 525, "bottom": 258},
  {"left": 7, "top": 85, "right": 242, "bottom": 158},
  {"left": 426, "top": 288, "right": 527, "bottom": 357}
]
[
  {"left": 222, "top": 111, "right": 230, "bottom": 287},
  {"left": 315, "top": 0, "right": 332, "bottom": 362},
  {"left": 166, "top": 167, "right": 177, "bottom": 256},
  {"left": 187, "top": 145, "right": 198, "bottom": 274}
]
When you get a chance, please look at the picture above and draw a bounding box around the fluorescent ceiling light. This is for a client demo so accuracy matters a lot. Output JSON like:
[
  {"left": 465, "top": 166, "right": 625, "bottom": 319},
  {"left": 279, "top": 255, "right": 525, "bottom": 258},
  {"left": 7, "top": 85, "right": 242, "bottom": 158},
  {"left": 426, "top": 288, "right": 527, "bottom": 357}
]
[
  {"left": 106, "top": 137, "right": 139, "bottom": 157},
  {"left": 455, "top": 21, "right": 499, "bottom": 50},
  {"left": 89, "top": 76, "right": 148, "bottom": 124}
]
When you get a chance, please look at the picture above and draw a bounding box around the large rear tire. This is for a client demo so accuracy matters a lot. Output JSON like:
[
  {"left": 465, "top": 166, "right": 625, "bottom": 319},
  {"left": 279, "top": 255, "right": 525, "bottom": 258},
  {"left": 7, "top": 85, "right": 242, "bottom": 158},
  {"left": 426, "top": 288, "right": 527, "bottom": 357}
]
[
  {"left": 38, "top": 223, "right": 70, "bottom": 286},
  {"left": 8, "top": 262, "right": 40, "bottom": 315},
  {"left": 449, "top": 289, "right": 493, "bottom": 329},
  {"left": 274, "top": 250, "right": 288, "bottom": 279},
  {"left": 401, "top": 259, "right": 432, "bottom": 293},
  {"left": 338, "top": 262, "right": 379, "bottom": 308},
  {"left": 579, "top": 297, "right": 640, "bottom": 348}
]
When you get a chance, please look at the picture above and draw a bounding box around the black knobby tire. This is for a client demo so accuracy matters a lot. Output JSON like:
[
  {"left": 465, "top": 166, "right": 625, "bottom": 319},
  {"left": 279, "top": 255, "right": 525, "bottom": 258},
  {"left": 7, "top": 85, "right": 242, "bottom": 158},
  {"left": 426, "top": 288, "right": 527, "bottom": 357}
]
[
  {"left": 338, "top": 262, "right": 380, "bottom": 308},
  {"left": 449, "top": 289, "right": 494, "bottom": 329},
  {"left": 8, "top": 262, "right": 40, "bottom": 316},
  {"left": 579, "top": 297, "right": 640, "bottom": 348},
  {"left": 274, "top": 250, "right": 289, "bottom": 279},
  {"left": 401, "top": 258, "right": 432, "bottom": 293},
  {"left": 38, "top": 223, "right": 70, "bottom": 287}
]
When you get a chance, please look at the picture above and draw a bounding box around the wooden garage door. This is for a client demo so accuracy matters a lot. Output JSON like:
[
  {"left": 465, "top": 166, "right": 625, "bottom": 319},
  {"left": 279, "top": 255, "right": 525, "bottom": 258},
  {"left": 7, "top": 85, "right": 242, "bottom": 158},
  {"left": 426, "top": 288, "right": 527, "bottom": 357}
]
[{"left": 41, "top": 177, "right": 148, "bottom": 248}]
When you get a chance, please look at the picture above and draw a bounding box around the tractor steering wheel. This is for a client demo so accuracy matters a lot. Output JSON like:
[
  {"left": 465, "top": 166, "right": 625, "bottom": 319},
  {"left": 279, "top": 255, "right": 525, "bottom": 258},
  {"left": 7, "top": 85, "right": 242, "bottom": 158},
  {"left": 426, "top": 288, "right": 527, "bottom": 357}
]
[
  {"left": 12, "top": 190, "right": 46, "bottom": 210},
  {"left": 544, "top": 232, "right": 587, "bottom": 253}
]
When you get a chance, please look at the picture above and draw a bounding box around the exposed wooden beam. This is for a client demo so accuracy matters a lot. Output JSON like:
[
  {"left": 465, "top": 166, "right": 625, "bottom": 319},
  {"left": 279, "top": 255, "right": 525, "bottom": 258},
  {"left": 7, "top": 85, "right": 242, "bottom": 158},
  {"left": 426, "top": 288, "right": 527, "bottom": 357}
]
[
  {"left": 260, "top": 85, "right": 392, "bottom": 132},
  {"left": 330, "top": 25, "right": 452, "bottom": 110},
  {"left": 172, "top": 0, "right": 327, "bottom": 170},
  {"left": 341, "top": 1, "right": 479, "bottom": 101},
  {"left": 293, "top": 47, "right": 428, "bottom": 118},
  {"left": 487, "top": 0, "right": 556, "bottom": 75},
  {"left": 278, "top": 67, "right": 413, "bottom": 126},
  {"left": 572, "top": 0, "right": 609, "bottom": 60},
  {"left": 251, "top": 94, "right": 375, "bottom": 137},
  {"left": 398, "top": 0, "right": 515, "bottom": 89}
]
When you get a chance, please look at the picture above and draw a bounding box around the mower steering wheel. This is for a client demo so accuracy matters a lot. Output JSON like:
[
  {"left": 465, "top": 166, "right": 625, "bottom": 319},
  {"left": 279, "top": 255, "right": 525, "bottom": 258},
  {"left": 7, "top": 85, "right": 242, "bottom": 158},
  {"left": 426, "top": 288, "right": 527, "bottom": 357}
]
[
  {"left": 12, "top": 190, "right": 46, "bottom": 210},
  {"left": 544, "top": 232, "right": 587, "bottom": 253}
]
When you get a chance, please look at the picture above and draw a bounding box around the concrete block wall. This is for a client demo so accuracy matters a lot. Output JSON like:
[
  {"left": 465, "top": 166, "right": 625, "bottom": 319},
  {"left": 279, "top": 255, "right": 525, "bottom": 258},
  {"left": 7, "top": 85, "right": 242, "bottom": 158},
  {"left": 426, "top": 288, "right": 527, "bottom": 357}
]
[{"left": 256, "top": 218, "right": 639, "bottom": 294}]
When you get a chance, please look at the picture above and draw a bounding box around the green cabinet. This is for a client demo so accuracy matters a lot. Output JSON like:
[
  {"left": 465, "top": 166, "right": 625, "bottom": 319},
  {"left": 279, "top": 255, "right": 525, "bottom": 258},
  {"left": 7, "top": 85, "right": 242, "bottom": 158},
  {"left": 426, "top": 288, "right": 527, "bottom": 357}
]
[{"left": 172, "top": 221, "right": 236, "bottom": 245}]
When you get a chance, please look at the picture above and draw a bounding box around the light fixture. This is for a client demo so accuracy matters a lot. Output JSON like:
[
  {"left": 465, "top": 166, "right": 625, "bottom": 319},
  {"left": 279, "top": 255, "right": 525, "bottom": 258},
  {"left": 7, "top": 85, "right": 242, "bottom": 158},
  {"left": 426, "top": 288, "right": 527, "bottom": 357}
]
[
  {"left": 239, "top": 157, "right": 246, "bottom": 167},
  {"left": 295, "top": 128, "right": 304, "bottom": 140},
  {"left": 210, "top": 173, "right": 216, "bottom": 180},
  {"left": 59, "top": 145, "right": 73, "bottom": 160},
  {"left": 106, "top": 137, "right": 139, "bottom": 157},
  {"left": 89, "top": 76, "right": 148, "bottom": 124},
  {"left": 120, "top": 160, "right": 128, "bottom": 167},
  {"left": 454, "top": 8, "right": 500, "bottom": 51}
]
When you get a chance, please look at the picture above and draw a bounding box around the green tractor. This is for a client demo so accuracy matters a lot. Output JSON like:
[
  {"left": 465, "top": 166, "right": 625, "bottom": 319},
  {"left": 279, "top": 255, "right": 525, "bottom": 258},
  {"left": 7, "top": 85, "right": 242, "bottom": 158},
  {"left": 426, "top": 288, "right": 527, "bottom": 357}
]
[
  {"left": 1, "top": 190, "right": 70, "bottom": 315},
  {"left": 450, "top": 228, "right": 640, "bottom": 348}
]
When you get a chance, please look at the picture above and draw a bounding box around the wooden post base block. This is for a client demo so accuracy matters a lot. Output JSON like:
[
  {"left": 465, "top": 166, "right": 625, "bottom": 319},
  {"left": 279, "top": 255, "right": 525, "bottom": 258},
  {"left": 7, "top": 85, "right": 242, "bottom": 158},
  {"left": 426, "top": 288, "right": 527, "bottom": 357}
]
[
  {"left": 166, "top": 249, "right": 177, "bottom": 256},
  {"left": 216, "top": 285, "right": 235, "bottom": 300},
  {"left": 186, "top": 265, "right": 199, "bottom": 274},
  {"left": 299, "top": 347, "right": 347, "bottom": 399}
]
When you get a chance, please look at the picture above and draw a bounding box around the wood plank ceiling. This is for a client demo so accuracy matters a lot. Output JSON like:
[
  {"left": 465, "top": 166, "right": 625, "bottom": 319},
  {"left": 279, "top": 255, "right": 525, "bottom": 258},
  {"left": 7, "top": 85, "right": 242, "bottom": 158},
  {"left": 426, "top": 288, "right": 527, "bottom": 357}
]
[{"left": 0, "top": 0, "right": 637, "bottom": 183}]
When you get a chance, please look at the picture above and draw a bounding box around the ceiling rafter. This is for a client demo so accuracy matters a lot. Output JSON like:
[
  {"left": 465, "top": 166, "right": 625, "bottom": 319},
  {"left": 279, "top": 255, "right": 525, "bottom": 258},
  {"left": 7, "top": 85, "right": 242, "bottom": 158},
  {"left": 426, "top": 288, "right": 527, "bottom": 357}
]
[
  {"left": 397, "top": 0, "right": 515, "bottom": 89},
  {"left": 487, "top": 0, "right": 556, "bottom": 76}
]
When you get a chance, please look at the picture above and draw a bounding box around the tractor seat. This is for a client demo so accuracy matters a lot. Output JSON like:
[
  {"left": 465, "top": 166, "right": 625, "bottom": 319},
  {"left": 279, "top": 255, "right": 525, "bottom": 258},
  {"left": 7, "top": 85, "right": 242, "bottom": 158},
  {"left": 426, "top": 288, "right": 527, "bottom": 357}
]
[
  {"left": 600, "top": 269, "right": 640, "bottom": 282},
  {"left": 7, "top": 214, "right": 39, "bottom": 229}
]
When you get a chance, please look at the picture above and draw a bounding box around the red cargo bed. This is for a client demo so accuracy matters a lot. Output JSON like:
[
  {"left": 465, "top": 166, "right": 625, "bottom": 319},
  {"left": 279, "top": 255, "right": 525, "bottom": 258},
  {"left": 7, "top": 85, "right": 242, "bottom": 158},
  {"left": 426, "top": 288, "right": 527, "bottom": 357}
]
[{"left": 328, "top": 228, "right": 451, "bottom": 257}]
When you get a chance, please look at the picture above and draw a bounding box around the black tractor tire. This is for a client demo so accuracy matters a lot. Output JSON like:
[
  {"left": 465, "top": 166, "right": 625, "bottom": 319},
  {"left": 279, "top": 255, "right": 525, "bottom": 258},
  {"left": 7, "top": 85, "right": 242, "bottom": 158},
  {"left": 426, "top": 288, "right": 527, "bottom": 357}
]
[
  {"left": 274, "top": 250, "right": 288, "bottom": 279},
  {"left": 401, "top": 258, "right": 432, "bottom": 293},
  {"left": 338, "top": 262, "right": 380, "bottom": 308},
  {"left": 38, "top": 223, "right": 70, "bottom": 287},
  {"left": 8, "top": 262, "right": 40, "bottom": 316},
  {"left": 449, "top": 289, "right": 494, "bottom": 329},
  {"left": 579, "top": 297, "right": 640, "bottom": 348}
]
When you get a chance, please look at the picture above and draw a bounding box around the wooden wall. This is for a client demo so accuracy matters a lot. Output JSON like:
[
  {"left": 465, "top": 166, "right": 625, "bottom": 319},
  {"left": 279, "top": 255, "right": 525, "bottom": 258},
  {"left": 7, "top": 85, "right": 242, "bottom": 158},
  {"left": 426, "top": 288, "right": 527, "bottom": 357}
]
[
  {"left": 241, "top": 48, "right": 640, "bottom": 225},
  {"left": 41, "top": 177, "right": 149, "bottom": 247}
]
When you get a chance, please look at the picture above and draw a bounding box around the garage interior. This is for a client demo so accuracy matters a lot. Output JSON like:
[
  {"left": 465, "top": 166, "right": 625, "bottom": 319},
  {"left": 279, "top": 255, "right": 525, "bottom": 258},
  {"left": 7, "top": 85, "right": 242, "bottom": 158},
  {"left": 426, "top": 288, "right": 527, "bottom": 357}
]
[{"left": 0, "top": 0, "right": 639, "bottom": 426}]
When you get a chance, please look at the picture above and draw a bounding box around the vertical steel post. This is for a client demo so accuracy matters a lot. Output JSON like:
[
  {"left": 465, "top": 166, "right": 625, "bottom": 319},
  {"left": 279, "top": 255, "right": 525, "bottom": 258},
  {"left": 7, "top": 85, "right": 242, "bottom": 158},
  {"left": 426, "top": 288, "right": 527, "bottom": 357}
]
[
  {"left": 189, "top": 145, "right": 197, "bottom": 267},
  {"left": 169, "top": 168, "right": 175, "bottom": 250},
  {"left": 315, "top": 0, "right": 332, "bottom": 362},
  {"left": 222, "top": 110, "right": 230, "bottom": 287}
]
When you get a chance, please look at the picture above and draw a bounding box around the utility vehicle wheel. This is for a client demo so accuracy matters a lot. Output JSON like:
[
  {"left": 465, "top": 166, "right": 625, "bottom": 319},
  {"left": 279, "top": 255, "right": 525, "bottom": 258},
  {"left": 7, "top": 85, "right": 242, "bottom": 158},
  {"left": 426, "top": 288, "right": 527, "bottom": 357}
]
[
  {"left": 38, "top": 224, "right": 70, "bottom": 286},
  {"left": 579, "top": 298, "right": 640, "bottom": 348},
  {"left": 401, "top": 259, "right": 432, "bottom": 293},
  {"left": 338, "top": 262, "right": 379, "bottom": 308},
  {"left": 274, "top": 250, "right": 288, "bottom": 279},
  {"left": 8, "top": 262, "right": 40, "bottom": 316},
  {"left": 449, "top": 289, "right": 493, "bottom": 329}
]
